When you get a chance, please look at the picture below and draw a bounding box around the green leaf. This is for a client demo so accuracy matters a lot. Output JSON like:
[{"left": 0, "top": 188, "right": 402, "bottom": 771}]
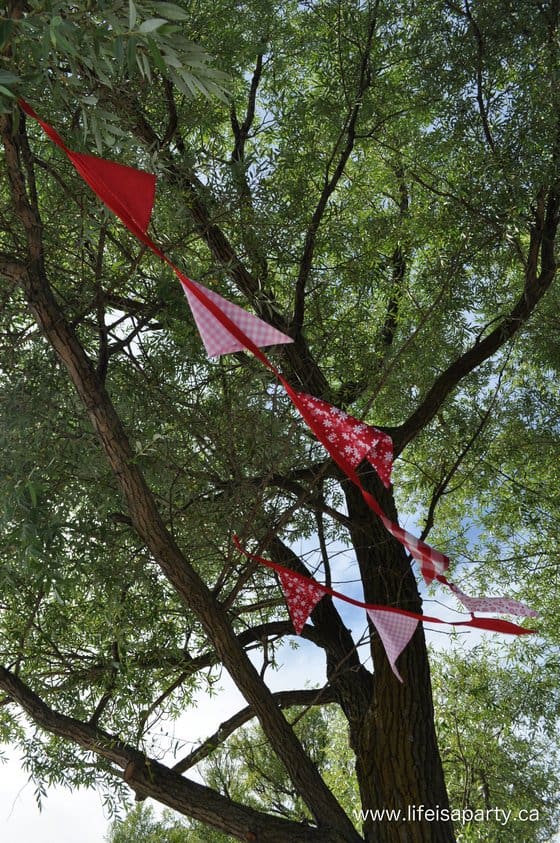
[
  {"left": 127, "top": 34, "right": 137, "bottom": 75},
  {"left": 0, "top": 19, "right": 14, "bottom": 51},
  {"left": 146, "top": 37, "right": 168, "bottom": 75},
  {"left": 138, "top": 18, "right": 168, "bottom": 34},
  {"left": 0, "top": 70, "right": 20, "bottom": 86},
  {"left": 128, "top": 0, "right": 137, "bottom": 30}
]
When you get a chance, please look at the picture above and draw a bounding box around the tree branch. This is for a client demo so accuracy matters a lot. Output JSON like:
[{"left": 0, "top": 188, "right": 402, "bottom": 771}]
[
  {"left": 34, "top": 621, "right": 327, "bottom": 691},
  {"left": 229, "top": 53, "right": 270, "bottom": 281},
  {"left": 0, "top": 666, "right": 345, "bottom": 843},
  {"left": 173, "top": 686, "right": 337, "bottom": 774},
  {"left": 231, "top": 53, "right": 264, "bottom": 165},
  {"left": 419, "top": 386, "right": 500, "bottom": 542},
  {"left": 462, "top": 0, "right": 497, "bottom": 152},
  {"left": 378, "top": 167, "right": 409, "bottom": 353},
  {"left": 393, "top": 187, "right": 559, "bottom": 453},
  {"left": 292, "top": 12, "right": 378, "bottom": 336}
]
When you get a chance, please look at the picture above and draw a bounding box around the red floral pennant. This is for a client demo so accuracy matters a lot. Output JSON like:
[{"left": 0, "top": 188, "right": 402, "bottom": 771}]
[
  {"left": 366, "top": 608, "right": 419, "bottom": 682},
  {"left": 277, "top": 569, "right": 326, "bottom": 634},
  {"left": 283, "top": 380, "right": 448, "bottom": 583},
  {"left": 292, "top": 392, "right": 393, "bottom": 487}
]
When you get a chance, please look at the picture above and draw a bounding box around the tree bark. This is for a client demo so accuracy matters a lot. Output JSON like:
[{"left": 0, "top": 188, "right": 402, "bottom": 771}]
[{"left": 345, "top": 474, "right": 455, "bottom": 843}]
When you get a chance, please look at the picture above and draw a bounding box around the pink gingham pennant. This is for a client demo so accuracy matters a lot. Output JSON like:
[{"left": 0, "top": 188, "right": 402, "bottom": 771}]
[
  {"left": 278, "top": 570, "right": 326, "bottom": 634},
  {"left": 293, "top": 392, "right": 393, "bottom": 487},
  {"left": 366, "top": 608, "right": 419, "bottom": 682},
  {"left": 449, "top": 583, "right": 538, "bottom": 618},
  {"left": 179, "top": 277, "right": 293, "bottom": 357}
]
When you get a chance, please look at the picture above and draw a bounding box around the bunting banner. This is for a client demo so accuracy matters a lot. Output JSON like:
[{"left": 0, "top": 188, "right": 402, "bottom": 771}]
[
  {"left": 366, "top": 609, "right": 419, "bottom": 682},
  {"left": 20, "top": 99, "right": 540, "bottom": 653},
  {"left": 20, "top": 98, "right": 453, "bottom": 586},
  {"left": 232, "top": 537, "right": 536, "bottom": 681},
  {"left": 233, "top": 535, "right": 538, "bottom": 635}
]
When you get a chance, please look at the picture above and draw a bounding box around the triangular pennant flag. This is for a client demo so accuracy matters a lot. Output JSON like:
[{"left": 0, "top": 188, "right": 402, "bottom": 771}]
[
  {"left": 69, "top": 152, "right": 156, "bottom": 236},
  {"left": 449, "top": 583, "right": 538, "bottom": 618},
  {"left": 278, "top": 570, "right": 326, "bottom": 634},
  {"left": 19, "top": 99, "right": 157, "bottom": 238},
  {"left": 178, "top": 276, "right": 293, "bottom": 357},
  {"left": 283, "top": 382, "right": 448, "bottom": 583},
  {"left": 293, "top": 392, "right": 393, "bottom": 487},
  {"left": 367, "top": 608, "right": 418, "bottom": 682}
]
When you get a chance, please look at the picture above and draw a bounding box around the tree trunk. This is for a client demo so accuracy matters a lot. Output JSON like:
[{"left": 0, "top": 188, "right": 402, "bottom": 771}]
[{"left": 345, "top": 476, "right": 456, "bottom": 843}]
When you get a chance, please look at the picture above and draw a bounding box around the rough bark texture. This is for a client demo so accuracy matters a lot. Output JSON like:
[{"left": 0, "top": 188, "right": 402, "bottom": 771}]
[{"left": 345, "top": 477, "right": 453, "bottom": 843}]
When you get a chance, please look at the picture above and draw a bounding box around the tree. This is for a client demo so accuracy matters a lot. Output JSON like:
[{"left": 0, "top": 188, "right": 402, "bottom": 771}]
[
  {"left": 0, "top": 1, "right": 558, "bottom": 842},
  {"left": 106, "top": 804, "right": 192, "bottom": 843},
  {"left": 108, "top": 648, "right": 560, "bottom": 843}
]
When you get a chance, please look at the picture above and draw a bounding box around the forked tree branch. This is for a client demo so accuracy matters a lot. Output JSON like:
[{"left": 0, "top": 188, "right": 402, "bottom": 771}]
[
  {"left": 173, "top": 686, "right": 338, "bottom": 774},
  {"left": 0, "top": 666, "right": 343, "bottom": 843},
  {"left": 1, "top": 114, "right": 361, "bottom": 843},
  {"left": 393, "top": 187, "right": 559, "bottom": 453}
]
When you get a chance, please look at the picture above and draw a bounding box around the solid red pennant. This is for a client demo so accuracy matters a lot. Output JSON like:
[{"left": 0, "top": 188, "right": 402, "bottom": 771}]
[
  {"left": 462, "top": 616, "right": 536, "bottom": 635},
  {"left": 20, "top": 99, "right": 156, "bottom": 239},
  {"left": 69, "top": 151, "right": 156, "bottom": 236}
]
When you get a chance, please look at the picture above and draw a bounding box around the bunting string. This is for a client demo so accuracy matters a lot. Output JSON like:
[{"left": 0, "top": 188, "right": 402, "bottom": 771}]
[
  {"left": 19, "top": 99, "right": 539, "bottom": 672},
  {"left": 233, "top": 536, "right": 536, "bottom": 680}
]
